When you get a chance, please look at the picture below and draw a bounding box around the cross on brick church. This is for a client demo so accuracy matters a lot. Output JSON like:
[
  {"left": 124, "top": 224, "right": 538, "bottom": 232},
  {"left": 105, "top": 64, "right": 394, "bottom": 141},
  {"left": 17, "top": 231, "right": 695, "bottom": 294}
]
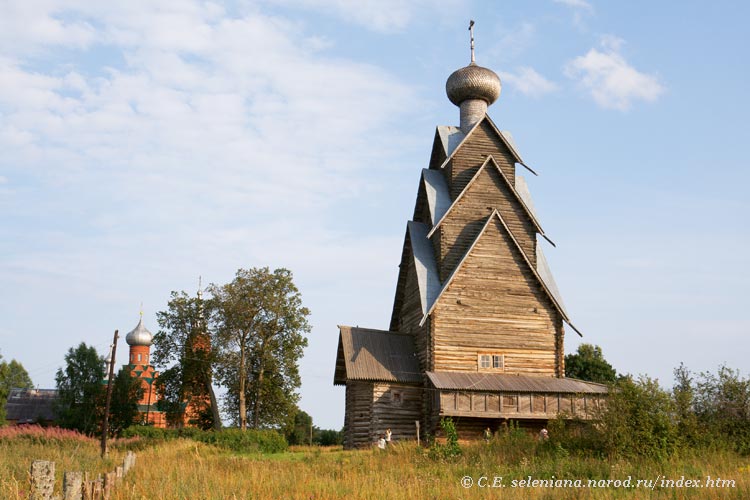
[{"left": 333, "top": 22, "right": 607, "bottom": 449}]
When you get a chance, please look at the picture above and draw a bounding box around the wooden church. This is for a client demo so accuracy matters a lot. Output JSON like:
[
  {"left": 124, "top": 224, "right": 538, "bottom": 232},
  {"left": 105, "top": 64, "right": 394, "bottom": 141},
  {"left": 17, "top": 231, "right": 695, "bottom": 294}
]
[{"left": 334, "top": 25, "right": 607, "bottom": 448}]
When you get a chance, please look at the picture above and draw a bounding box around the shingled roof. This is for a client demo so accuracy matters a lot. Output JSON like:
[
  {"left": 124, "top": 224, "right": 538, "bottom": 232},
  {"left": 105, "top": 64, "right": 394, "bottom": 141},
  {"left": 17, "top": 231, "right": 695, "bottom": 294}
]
[
  {"left": 426, "top": 372, "right": 608, "bottom": 394},
  {"left": 334, "top": 326, "right": 422, "bottom": 385}
]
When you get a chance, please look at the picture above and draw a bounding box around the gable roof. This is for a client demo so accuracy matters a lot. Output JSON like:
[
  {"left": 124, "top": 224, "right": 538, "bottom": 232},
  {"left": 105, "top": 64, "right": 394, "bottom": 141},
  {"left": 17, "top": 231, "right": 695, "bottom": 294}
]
[
  {"left": 426, "top": 371, "right": 607, "bottom": 394},
  {"left": 334, "top": 326, "right": 422, "bottom": 385},
  {"left": 408, "top": 221, "right": 442, "bottom": 316},
  {"left": 515, "top": 175, "right": 538, "bottom": 221},
  {"left": 426, "top": 155, "right": 548, "bottom": 241},
  {"left": 536, "top": 240, "right": 568, "bottom": 317},
  {"left": 436, "top": 125, "right": 464, "bottom": 157},
  {"left": 421, "top": 210, "right": 582, "bottom": 336},
  {"left": 421, "top": 169, "right": 452, "bottom": 226},
  {"left": 5, "top": 388, "right": 58, "bottom": 423},
  {"left": 436, "top": 115, "right": 537, "bottom": 176}
]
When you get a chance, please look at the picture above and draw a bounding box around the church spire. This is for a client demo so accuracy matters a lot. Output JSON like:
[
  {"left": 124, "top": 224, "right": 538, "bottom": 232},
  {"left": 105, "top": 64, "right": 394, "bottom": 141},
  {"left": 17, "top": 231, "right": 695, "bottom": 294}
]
[{"left": 445, "top": 20, "right": 502, "bottom": 133}]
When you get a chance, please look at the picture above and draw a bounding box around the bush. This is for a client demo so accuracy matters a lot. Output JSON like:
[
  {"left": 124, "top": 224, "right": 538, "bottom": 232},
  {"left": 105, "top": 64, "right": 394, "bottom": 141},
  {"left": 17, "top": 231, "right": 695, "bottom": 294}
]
[
  {"left": 196, "top": 429, "right": 288, "bottom": 454},
  {"left": 596, "top": 376, "right": 678, "bottom": 460},
  {"left": 429, "top": 417, "right": 461, "bottom": 461},
  {"left": 121, "top": 426, "right": 288, "bottom": 454}
]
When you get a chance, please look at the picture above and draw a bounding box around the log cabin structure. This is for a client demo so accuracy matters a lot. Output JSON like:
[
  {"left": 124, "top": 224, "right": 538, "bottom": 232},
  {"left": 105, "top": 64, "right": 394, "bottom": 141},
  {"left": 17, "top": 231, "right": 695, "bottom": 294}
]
[{"left": 334, "top": 24, "right": 606, "bottom": 449}]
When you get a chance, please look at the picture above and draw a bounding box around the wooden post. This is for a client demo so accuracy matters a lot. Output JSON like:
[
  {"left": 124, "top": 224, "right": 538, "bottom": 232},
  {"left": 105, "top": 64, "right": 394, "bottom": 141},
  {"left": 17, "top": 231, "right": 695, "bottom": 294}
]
[
  {"left": 101, "top": 330, "right": 119, "bottom": 458},
  {"left": 63, "top": 471, "right": 83, "bottom": 500},
  {"left": 29, "top": 460, "right": 55, "bottom": 500},
  {"left": 415, "top": 420, "right": 420, "bottom": 447},
  {"left": 103, "top": 471, "right": 116, "bottom": 500}
]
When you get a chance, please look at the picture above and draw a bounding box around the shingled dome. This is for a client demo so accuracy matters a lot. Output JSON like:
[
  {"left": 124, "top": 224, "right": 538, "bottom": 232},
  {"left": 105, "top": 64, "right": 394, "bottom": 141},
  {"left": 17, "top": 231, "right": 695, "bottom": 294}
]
[
  {"left": 445, "top": 63, "right": 501, "bottom": 106},
  {"left": 125, "top": 317, "right": 153, "bottom": 346}
]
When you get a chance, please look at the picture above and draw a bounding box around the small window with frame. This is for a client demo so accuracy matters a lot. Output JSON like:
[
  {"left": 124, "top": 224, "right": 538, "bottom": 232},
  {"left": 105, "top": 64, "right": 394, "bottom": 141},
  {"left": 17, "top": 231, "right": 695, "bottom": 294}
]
[
  {"left": 391, "top": 390, "right": 403, "bottom": 406},
  {"left": 478, "top": 353, "right": 505, "bottom": 372}
]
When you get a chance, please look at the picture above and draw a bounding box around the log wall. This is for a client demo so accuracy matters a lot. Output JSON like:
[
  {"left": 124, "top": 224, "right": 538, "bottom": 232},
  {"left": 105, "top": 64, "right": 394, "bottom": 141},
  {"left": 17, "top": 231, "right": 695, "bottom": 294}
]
[
  {"left": 449, "top": 120, "right": 516, "bottom": 199},
  {"left": 344, "top": 382, "right": 373, "bottom": 449},
  {"left": 438, "top": 163, "right": 537, "bottom": 281},
  {"left": 433, "top": 217, "right": 563, "bottom": 375},
  {"left": 371, "top": 383, "right": 423, "bottom": 442}
]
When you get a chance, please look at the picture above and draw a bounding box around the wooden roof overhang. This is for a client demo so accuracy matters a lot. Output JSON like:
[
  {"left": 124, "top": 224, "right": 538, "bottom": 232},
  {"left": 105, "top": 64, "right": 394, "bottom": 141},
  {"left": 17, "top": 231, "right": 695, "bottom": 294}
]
[
  {"left": 426, "top": 155, "right": 554, "bottom": 246},
  {"left": 420, "top": 210, "right": 583, "bottom": 336},
  {"left": 334, "top": 326, "right": 422, "bottom": 386},
  {"left": 435, "top": 115, "right": 538, "bottom": 176},
  {"left": 426, "top": 371, "right": 608, "bottom": 394}
]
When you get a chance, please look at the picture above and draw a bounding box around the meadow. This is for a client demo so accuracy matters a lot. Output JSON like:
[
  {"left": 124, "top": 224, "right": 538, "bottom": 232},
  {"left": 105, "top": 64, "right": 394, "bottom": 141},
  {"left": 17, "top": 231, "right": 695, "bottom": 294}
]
[{"left": 2, "top": 426, "right": 748, "bottom": 499}]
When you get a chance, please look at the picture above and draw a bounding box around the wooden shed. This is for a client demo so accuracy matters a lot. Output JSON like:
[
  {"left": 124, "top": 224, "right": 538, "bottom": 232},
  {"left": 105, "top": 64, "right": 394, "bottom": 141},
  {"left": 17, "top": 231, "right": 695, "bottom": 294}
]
[{"left": 334, "top": 33, "right": 606, "bottom": 448}]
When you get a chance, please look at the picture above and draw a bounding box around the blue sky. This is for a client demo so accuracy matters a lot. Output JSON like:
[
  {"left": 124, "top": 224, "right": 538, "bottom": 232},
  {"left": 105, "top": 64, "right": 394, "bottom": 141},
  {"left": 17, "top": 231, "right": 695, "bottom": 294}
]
[{"left": 1, "top": 1, "right": 748, "bottom": 429}]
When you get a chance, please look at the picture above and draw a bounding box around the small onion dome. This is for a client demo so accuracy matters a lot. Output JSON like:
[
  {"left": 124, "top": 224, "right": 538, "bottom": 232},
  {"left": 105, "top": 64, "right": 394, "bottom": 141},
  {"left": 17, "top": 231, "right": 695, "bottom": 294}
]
[
  {"left": 445, "top": 63, "right": 501, "bottom": 107},
  {"left": 125, "top": 317, "right": 153, "bottom": 346}
]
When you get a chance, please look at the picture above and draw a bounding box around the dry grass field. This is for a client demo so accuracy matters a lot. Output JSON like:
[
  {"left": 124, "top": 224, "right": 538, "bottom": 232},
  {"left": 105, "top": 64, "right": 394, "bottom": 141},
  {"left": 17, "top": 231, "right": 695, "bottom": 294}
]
[{"left": 2, "top": 427, "right": 749, "bottom": 499}]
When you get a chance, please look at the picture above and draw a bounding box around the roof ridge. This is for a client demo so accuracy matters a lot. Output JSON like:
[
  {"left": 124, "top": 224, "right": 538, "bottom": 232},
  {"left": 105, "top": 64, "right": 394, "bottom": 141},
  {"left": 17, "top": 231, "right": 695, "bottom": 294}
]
[
  {"left": 426, "top": 155, "right": 549, "bottom": 242},
  {"left": 421, "top": 210, "right": 575, "bottom": 331},
  {"left": 435, "top": 115, "right": 537, "bottom": 176}
]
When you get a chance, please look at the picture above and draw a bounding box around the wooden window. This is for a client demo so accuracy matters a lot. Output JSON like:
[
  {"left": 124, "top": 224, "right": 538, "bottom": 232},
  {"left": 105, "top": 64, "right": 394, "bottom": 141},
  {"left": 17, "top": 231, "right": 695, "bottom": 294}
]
[
  {"left": 492, "top": 355, "right": 504, "bottom": 369},
  {"left": 391, "top": 391, "right": 403, "bottom": 406},
  {"left": 478, "top": 353, "right": 505, "bottom": 372},
  {"left": 479, "top": 354, "right": 491, "bottom": 369}
]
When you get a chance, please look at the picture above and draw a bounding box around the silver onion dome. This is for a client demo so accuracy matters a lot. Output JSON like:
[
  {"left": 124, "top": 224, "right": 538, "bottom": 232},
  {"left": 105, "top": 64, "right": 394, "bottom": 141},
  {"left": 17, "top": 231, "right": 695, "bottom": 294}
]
[
  {"left": 125, "top": 316, "right": 153, "bottom": 346},
  {"left": 445, "top": 63, "right": 501, "bottom": 107}
]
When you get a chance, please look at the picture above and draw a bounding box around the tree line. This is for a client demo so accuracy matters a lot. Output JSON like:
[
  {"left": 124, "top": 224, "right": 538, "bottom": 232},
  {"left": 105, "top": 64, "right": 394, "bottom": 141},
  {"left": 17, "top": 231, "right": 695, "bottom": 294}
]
[
  {"left": 560, "top": 343, "right": 750, "bottom": 458},
  {"left": 42, "top": 267, "right": 339, "bottom": 442}
]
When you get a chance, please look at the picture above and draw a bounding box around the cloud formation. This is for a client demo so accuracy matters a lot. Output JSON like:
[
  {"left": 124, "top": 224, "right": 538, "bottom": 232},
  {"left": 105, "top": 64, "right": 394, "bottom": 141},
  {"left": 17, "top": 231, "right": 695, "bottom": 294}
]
[
  {"left": 565, "top": 37, "right": 664, "bottom": 111},
  {"left": 268, "top": 0, "right": 463, "bottom": 33},
  {"left": 499, "top": 67, "right": 557, "bottom": 98}
]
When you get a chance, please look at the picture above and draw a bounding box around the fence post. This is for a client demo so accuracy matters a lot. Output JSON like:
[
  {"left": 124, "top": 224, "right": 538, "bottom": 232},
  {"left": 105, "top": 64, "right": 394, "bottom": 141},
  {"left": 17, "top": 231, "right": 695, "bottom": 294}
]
[
  {"left": 103, "top": 471, "right": 116, "bottom": 500},
  {"left": 63, "top": 471, "right": 83, "bottom": 500},
  {"left": 92, "top": 477, "right": 103, "bottom": 500},
  {"left": 30, "top": 460, "right": 55, "bottom": 500}
]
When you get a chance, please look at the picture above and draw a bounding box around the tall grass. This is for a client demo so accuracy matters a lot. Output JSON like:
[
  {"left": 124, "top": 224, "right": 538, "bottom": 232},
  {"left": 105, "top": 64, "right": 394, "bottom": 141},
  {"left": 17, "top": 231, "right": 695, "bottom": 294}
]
[
  {"left": 2, "top": 427, "right": 748, "bottom": 499},
  {"left": 0, "top": 426, "right": 125, "bottom": 498}
]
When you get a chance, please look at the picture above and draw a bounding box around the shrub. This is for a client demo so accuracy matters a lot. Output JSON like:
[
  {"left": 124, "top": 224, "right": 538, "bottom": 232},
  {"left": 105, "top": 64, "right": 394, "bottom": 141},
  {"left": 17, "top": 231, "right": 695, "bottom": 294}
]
[
  {"left": 596, "top": 376, "right": 678, "bottom": 460},
  {"left": 197, "top": 429, "right": 288, "bottom": 454},
  {"left": 429, "top": 417, "right": 461, "bottom": 461}
]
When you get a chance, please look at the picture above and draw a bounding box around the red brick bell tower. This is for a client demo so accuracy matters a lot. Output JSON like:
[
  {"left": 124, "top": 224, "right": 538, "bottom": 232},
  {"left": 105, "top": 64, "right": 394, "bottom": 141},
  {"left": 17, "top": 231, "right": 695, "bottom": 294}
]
[{"left": 125, "top": 313, "right": 166, "bottom": 428}]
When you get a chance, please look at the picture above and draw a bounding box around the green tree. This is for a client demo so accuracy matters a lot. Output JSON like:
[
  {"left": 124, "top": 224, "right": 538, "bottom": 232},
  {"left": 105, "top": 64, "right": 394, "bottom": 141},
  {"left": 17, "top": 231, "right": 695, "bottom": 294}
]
[
  {"left": 565, "top": 344, "right": 617, "bottom": 384},
  {"left": 108, "top": 367, "right": 144, "bottom": 437},
  {"left": 0, "top": 354, "right": 34, "bottom": 424},
  {"left": 596, "top": 375, "right": 678, "bottom": 459},
  {"left": 55, "top": 343, "right": 105, "bottom": 434},
  {"left": 285, "top": 409, "right": 313, "bottom": 445},
  {"left": 694, "top": 365, "right": 750, "bottom": 454},
  {"left": 153, "top": 290, "right": 221, "bottom": 430},
  {"left": 673, "top": 363, "right": 700, "bottom": 446},
  {"left": 210, "top": 267, "right": 311, "bottom": 430}
]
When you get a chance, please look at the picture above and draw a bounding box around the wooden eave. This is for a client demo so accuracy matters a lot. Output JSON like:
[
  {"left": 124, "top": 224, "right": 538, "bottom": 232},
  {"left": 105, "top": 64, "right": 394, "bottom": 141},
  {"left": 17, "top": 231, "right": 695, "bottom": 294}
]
[
  {"left": 426, "top": 155, "right": 551, "bottom": 243},
  {"left": 426, "top": 371, "right": 607, "bottom": 394},
  {"left": 435, "top": 115, "right": 538, "bottom": 176},
  {"left": 420, "top": 210, "right": 582, "bottom": 336},
  {"left": 334, "top": 326, "right": 423, "bottom": 385}
]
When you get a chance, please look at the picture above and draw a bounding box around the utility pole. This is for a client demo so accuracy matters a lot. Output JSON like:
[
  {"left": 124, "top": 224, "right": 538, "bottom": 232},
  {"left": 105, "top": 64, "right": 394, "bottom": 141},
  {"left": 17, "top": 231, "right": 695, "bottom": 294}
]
[{"left": 101, "top": 330, "right": 118, "bottom": 458}]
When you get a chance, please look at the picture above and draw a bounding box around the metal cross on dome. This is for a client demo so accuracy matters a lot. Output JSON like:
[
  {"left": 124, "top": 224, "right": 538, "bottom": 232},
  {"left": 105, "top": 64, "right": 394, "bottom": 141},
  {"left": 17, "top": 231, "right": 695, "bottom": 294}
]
[{"left": 469, "top": 20, "right": 475, "bottom": 63}]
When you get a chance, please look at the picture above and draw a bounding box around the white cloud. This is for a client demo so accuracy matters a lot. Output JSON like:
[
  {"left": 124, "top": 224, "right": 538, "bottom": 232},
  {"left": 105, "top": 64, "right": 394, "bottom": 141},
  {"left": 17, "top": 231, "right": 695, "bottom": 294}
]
[
  {"left": 565, "top": 37, "right": 665, "bottom": 111},
  {"left": 499, "top": 67, "right": 557, "bottom": 97},
  {"left": 553, "top": 0, "right": 593, "bottom": 29},
  {"left": 0, "top": 2, "right": 424, "bottom": 426},
  {"left": 267, "top": 0, "right": 463, "bottom": 33},
  {"left": 553, "top": 0, "right": 592, "bottom": 11},
  {"left": 489, "top": 22, "right": 536, "bottom": 61}
]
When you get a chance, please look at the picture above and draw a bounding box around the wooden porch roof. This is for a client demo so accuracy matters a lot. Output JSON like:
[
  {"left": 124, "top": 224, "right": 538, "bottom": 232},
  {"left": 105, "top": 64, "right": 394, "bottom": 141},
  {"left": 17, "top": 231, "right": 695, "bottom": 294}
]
[
  {"left": 334, "top": 326, "right": 422, "bottom": 385},
  {"left": 426, "top": 371, "right": 608, "bottom": 394}
]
